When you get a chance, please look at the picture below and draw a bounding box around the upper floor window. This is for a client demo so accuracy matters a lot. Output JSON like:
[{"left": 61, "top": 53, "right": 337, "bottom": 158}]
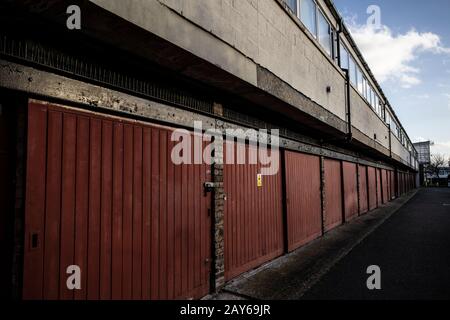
[
  {"left": 374, "top": 95, "right": 380, "bottom": 114},
  {"left": 300, "top": 0, "right": 317, "bottom": 36},
  {"left": 317, "top": 9, "right": 332, "bottom": 56},
  {"left": 371, "top": 88, "right": 376, "bottom": 109},
  {"left": 340, "top": 43, "right": 349, "bottom": 69},
  {"left": 349, "top": 56, "right": 356, "bottom": 85},
  {"left": 362, "top": 77, "right": 368, "bottom": 100},
  {"left": 386, "top": 110, "right": 392, "bottom": 125},
  {"left": 317, "top": 10, "right": 332, "bottom": 56},
  {"left": 286, "top": 0, "right": 298, "bottom": 15},
  {"left": 356, "top": 67, "right": 363, "bottom": 94}
]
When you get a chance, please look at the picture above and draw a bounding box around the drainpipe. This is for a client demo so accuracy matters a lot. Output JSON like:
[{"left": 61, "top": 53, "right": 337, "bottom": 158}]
[
  {"left": 388, "top": 124, "right": 392, "bottom": 158},
  {"left": 336, "top": 19, "right": 343, "bottom": 65},
  {"left": 337, "top": 19, "right": 352, "bottom": 142},
  {"left": 343, "top": 68, "right": 352, "bottom": 142}
]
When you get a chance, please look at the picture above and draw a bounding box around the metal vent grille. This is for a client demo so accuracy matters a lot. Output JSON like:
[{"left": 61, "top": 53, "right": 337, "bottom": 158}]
[
  {"left": 0, "top": 34, "right": 213, "bottom": 115},
  {"left": 0, "top": 33, "right": 312, "bottom": 145}
]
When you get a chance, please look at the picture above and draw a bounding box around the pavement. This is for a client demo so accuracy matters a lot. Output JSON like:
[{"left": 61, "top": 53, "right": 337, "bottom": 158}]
[{"left": 209, "top": 188, "right": 450, "bottom": 300}]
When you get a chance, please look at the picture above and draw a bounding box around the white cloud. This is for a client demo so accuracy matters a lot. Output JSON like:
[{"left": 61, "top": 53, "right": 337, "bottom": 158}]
[
  {"left": 345, "top": 20, "right": 450, "bottom": 88},
  {"left": 431, "top": 141, "right": 450, "bottom": 159},
  {"left": 414, "top": 94, "right": 430, "bottom": 99}
]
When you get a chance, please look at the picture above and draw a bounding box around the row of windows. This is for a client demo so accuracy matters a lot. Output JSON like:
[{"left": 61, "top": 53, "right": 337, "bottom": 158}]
[
  {"left": 285, "top": 0, "right": 412, "bottom": 150},
  {"left": 287, "top": 0, "right": 334, "bottom": 57},
  {"left": 340, "top": 43, "right": 384, "bottom": 120}
]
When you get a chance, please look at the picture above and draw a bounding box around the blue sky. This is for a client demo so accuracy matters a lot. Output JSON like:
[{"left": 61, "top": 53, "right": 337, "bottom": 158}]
[{"left": 334, "top": 0, "right": 450, "bottom": 159}]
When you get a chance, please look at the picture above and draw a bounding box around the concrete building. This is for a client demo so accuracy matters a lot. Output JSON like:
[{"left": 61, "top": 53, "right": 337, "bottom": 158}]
[
  {"left": 0, "top": 0, "right": 418, "bottom": 299},
  {"left": 413, "top": 141, "right": 431, "bottom": 186}
]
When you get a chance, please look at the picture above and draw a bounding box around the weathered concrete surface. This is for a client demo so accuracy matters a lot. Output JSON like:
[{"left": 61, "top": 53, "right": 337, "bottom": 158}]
[
  {"left": 209, "top": 189, "right": 418, "bottom": 300},
  {"left": 302, "top": 188, "right": 450, "bottom": 300},
  {"left": 0, "top": 60, "right": 395, "bottom": 172}
]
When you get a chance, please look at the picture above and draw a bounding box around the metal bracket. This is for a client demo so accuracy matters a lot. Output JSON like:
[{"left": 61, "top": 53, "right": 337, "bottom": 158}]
[{"left": 203, "top": 182, "right": 215, "bottom": 196}]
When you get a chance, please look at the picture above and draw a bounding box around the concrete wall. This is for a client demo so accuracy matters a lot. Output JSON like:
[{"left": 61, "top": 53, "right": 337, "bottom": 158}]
[
  {"left": 90, "top": 0, "right": 347, "bottom": 120},
  {"left": 89, "top": 0, "right": 416, "bottom": 168},
  {"left": 350, "top": 88, "right": 390, "bottom": 150},
  {"left": 391, "top": 132, "right": 412, "bottom": 166}
]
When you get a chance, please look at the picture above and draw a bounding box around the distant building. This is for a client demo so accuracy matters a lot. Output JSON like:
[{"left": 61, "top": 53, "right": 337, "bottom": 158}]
[
  {"left": 413, "top": 141, "right": 431, "bottom": 186},
  {"left": 413, "top": 141, "right": 431, "bottom": 165},
  {"left": 426, "top": 167, "right": 450, "bottom": 179}
]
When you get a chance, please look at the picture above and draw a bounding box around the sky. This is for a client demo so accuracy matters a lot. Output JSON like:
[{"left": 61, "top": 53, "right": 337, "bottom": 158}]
[{"left": 333, "top": 0, "right": 450, "bottom": 160}]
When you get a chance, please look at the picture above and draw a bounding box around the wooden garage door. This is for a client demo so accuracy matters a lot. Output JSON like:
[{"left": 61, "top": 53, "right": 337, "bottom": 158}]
[
  {"left": 358, "top": 165, "right": 369, "bottom": 215},
  {"left": 376, "top": 169, "right": 382, "bottom": 207},
  {"left": 285, "top": 151, "right": 322, "bottom": 251},
  {"left": 343, "top": 162, "right": 358, "bottom": 222},
  {"left": 390, "top": 171, "right": 396, "bottom": 200},
  {"left": 324, "top": 159, "right": 343, "bottom": 232},
  {"left": 368, "top": 167, "right": 377, "bottom": 211},
  {"left": 223, "top": 143, "right": 283, "bottom": 280},
  {"left": 382, "top": 169, "right": 389, "bottom": 204},
  {"left": 23, "top": 101, "right": 211, "bottom": 300}
]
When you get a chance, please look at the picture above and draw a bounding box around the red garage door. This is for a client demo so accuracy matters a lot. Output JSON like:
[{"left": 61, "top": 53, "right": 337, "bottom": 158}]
[
  {"left": 358, "top": 165, "right": 368, "bottom": 215},
  {"left": 343, "top": 162, "right": 358, "bottom": 222},
  {"left": 376, "top": 169, "right": 382, "bottom": 207},
  {"left": 390, "top": 171, "right": 395, "bottom": 200},
  {"left": 382, "top": 169, "right": 389, "bottom": 204},
  {"left": 368, "top": 167, "right": 377, "bottom": 211},
  {"left": 285, "top": 151, "right": 322, "bottom": 252},
  {"left": 224, "top": 143, "right": 283, "bottom": 280},
  {"left": 324, "top": 159, "right": 343, "bottom": 232},
  {"left": 23, "top": 101, "right": 211, "bottom": 300},
  {"left": 400, "top": 173, "right": 404, "bottom": 194}
]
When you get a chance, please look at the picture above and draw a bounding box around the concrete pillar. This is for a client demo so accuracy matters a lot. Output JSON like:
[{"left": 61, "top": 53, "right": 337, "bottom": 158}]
[
  {"left": 356, "top": 164, "right": 361, "bottom": 216},
  {"left": 320, "top": 155, "right": 326, "bottom": 234},
  {"left": 212, "top": 104, "right": 225, "bottom": 291}
]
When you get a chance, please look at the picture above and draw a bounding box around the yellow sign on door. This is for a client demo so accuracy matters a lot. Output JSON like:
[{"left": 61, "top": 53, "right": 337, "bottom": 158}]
[{"left": 257, "top": 173, "right": 262, "bottom": 187}]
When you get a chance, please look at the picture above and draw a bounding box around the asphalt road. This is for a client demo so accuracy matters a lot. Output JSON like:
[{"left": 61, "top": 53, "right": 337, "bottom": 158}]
[{"left": 302, "top": 188, "right": 450, "bottom": 300}]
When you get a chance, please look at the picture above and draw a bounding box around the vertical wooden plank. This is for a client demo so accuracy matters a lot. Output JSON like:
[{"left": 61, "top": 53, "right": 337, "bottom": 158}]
[
  {"left": 142, "top": 128, "right": 151, "bottom": 300},
  {"left": 87, "top": 118, "right": 101, "bottom": 300},
  {"left": 132, "top": 126, "right": 143, "bottom": 299},
  {"left": 158, "top": 130, "right": 168, "bottom": 299},
  {"left": 180, "top": 146, "right": 188, "bottom": 297},
  {"left": 74, "top": 116, "right": 90, "bottom": 300},
  {"left": 122, "top": 124, "right": 133, "bottom": 299},
  {"left": 59, "top": 113, "right": 77, "bottom": 300},
  {"left": 99, "top": 120, "right": 112, "bottom": 300},
  {"left": 193, "top": 137, "right": 200, "bottom": 289},
  {"left": 111, "top": 122, "right": 123, "bottom": 299},
  {"left": 166, "top": 135, "right": 175, "bottom": 299},
  {"left": 23, "top": 103, "right": 48, "bottom": 299},
  {"left": 174, "top": 134, "right": 182, "bottom": 298},
  {"left": 187, "top": 141, "right": 194, "bottom": 296},
  {"left": 43, "top": 110, "right": 62, "bottom": 299},
  {"left": 150, "top": 129, "right": 160, "bottom": 299}
]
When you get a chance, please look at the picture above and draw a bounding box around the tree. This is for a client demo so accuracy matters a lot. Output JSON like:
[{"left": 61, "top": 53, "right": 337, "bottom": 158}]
[{"left": 426, "top": 153, "right": 446, "bottom": 177}]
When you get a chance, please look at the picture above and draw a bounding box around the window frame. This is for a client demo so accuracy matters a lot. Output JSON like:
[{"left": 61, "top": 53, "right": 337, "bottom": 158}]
[
  {"left": 317, "top": 6, "right": 333, "bottom": 57},
  {"left": 339, "top": 42, "right": 349, "bottom": 70},
  {"left": 286, "top": 0, "right": 299, "bottom": 15},
  {"left": 349, "top": 56, "right": 356, "bottom": 86},
  {"left": 299, "top": 0, "right": 317, "bottom": 37}
]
